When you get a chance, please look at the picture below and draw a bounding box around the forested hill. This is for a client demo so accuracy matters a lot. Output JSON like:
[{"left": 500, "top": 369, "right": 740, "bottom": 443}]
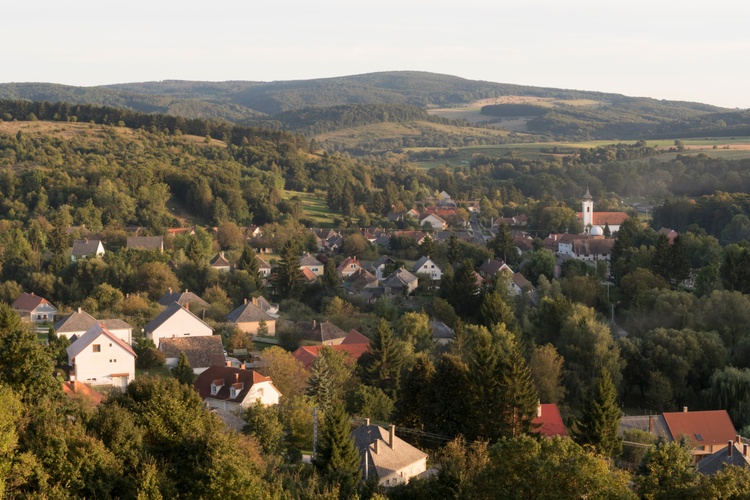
[{"left": 2, "top": 72, "right": 745, "bottom": 142}]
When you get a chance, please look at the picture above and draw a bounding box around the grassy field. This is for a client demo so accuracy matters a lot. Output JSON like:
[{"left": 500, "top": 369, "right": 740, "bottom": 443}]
[
  {"left": 281, "top": 189, "right": 338, "bottom": 228},
  {"left": 407, "top": 137, "right": 750, "bottom": 169}
]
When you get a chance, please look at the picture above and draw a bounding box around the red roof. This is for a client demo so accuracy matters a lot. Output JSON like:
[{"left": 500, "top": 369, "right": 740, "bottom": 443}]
[
  {"left": 194, "top": 366, "right": 280, "bottom": 402},
  {"left": 62, "top": 380, "right": 105, "bottom": 406},
  {"left": 292, "top": 341, "right": 370, "bottom": 369},
  {"left": 533, "top": 404, "right": 567, "bottom": 437},
  {"left": 340, "top": 329, "right": 370, "bottom": 345},
  {"left": 12, "top": 292, "right": 53, "bottom": 312},
  {"left": 576, "top": 212, "right": 630, "bottom": 226},
  {"left": 662, "top": 410, "right": 737, "bottom": 447},
  {"left": 301, "top": 267, "right": 318, "bottom": 282}
]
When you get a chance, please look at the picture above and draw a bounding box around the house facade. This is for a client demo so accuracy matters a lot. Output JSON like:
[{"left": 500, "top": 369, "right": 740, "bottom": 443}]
[
  {"left": 144, "top": 302, "right": 214, "bottom": 347},
  {"left": 71, "top": 239, "right": 105, "bottom": 262},
  {"left": 12, "top": 292, "right": 58, "bottom": 324},
  {"left": 226, "top": 298, "right": 277, "bottom": 335},
  {"left": 66, "top": 324, "right": 137, "bottom": 389},
  {"left": 411, "top": 256, "right": 442, "bottom": 281},
  {"left": 194, "top": 365, "right": 281, "bottom": 412},
  {"left": 352, "top": 421, "right": 428, "bottom": 487}
]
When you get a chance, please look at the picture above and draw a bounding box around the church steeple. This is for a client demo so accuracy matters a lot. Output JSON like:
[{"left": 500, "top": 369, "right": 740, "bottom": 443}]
[{"left": 582, "top": 187, "right": 594, "bottom": 232}]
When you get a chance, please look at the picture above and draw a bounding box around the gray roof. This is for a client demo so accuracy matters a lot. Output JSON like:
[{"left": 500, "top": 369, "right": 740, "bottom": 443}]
[
  {"left": 157, "top": 290, "right": 209, "bottom": 309},
  {"left": 295, "top": 320, "right": 348, "bottom": 343},
  {"left": 257, "top": 256, "right": 271, "bottom": 270},
  {"left": 382, "top": 268, "right": 418, "bottom": 288},
  {"left": 210, "top": 252, "right": 231, "bottom": 267},
  {"left": 431, "top": 321, "right": 454, "bottom": 340},
  {"left": 66, "top": 323, "right": 137, "bottom": 360},
  {"left": 127, "top": 236, "right": 164, "bottom": 251},
  {"left": 373, "top": 255, "right": 395, "bottom": 269},
  {"left": 300, "top": 253, "right": 323, "bottom": 267},
  {"left": 351, "top": 424, "right": 428, "bottom": 481},
  {"left": 54, "top": 309, "right": 98, "bottom": 333},
  {"left": 101, "top": 318, "right": 134, "bottom": 330},
  {"left": 697, "top": 442, "right": 750, "bottom": 475},
  {"left": 145, "top": 302, "right": 213, "bottom": 334},
  {"left": 618, "top": 415, "right": 670, "bottom": 439},
  {"left": 411, "top": 256, "right": 440, "bottom": 275},
  {"left": 226, "top": 301, "right": 274, "bottom": 323},
  {"left": 159, "top": 335, "right": 225, "bottom": 368},
  {"left": 71, "top": 239, "right": 103, "bottom": 257}
]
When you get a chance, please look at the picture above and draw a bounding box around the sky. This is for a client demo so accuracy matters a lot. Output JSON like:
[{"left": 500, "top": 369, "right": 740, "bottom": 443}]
[{"left": 3, "top": 0, "right": 750, "bottom": 108}]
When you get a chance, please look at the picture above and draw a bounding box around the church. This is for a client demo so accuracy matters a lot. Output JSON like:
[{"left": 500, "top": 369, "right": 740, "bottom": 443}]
[{"left": 576, "top": 188, "right": 629, "bottom": 235}]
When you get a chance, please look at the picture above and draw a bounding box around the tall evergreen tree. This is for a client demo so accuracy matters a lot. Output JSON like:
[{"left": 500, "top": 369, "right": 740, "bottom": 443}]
[
  {"left": 314, "top": 401, "right": 361, "bottom": 497},
  {"left": 487, "top": 223, "right": 516, "bottom": 265},
  {"left": 667, "top": 235, "right": 691, "bottom": 287},
  {"left": 572, "top": 367, "right": 622, "bottom": 457},
  {"left": 236, "top": 244, "right": 262, "bottom": 289},
  {"left": 449, "top": 260, "right": 479, "bottom": 318},
  {"left": 394, "top": 353, "right": 435, "bottom": 430},
  {"left": 171, "top": 352, "right": 194, "bottom": 385},
  {"left": 418, "top": 234, "right": 435, "bottom": 258},
  {"left": 256, "top": 317, "right": 269, "bottom": 337},
  {"left": 322, "top": 259, "right": 340, "bottom": 292},
  {"left": 466, "top": 329, "right": 502, "bottom": 440},
  {"left": 307, "top": 349, "right": 335, "bottom": 413},
  {"left": 357, "top": 319, "right": 404, "bottom": 398},
  {"left": 447, "top": 234, "right": 461, "bottom": 265},
  {"left": 497, "top": 345, "right": 540, "bottom": 439},
  {"left": 271, "top": 239, "right": 303, "bottom": 300},
  {"left": 422, "top": 354, "right": 470, "bottom": 439},
  {"left": 479, "top": 290, "right": 516, "bottom": 331}
]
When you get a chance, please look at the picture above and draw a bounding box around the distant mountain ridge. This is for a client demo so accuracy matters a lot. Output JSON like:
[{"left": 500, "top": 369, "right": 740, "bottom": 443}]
[{"left": 0, "top": 72, "right": 747, "bottom": 142}]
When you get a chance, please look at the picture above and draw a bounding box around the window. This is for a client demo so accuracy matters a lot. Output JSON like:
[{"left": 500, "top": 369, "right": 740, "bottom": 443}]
[
  {"left": 258, "top": 388, "right": 264, "bottom": 397},
  {"left": 211, "top": 385, "right": 219, "bottom": 396},
  {"left": 93, "top": 344, "right": 101, "bottom": 353}
]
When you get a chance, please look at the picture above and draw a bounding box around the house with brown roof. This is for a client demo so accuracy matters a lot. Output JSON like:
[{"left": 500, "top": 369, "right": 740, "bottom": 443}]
[
  {"left": 478, "top": 259, "right": 511, "bottom": 278},
  {"left": 67, "top": 323, "right": 137, "bottom": 389},
  {"left": 344, "top": 269, "right": 379, "bottom": 295},
  {"left": 337, "top": 256, "right": 362, "bottom": 278},
  {"left": 126, "top": 236, "right": 164, "bottom": 252},
  {"left": 54, "top": 308, "right": 133, "bottom": 344},
  {"left": 419, "top": 213, "right": 447, "bottom": 231},
  {"left": 160, "top": 335, "right": 226, "bottom": 374},
  {"left": 210, "top": 252, "right": 231, "bottom": 272},
  {"left": 511, "top": 272, "right": 533, "bottom": 295},
  {"left": 62, "top": 380, "right": 105, "bottom": 407},
  {"left": 382, "top": 268, "right": 418, "bottom": 296},
  {"left": 257, "top": 256, "right": 272, "bottom": 278},
  {"left": 352, "top": 420, "right": 428, "bottom": 487},
  {"left": 71, "top": 238, "right": 105, "bottom": 262},
  {"left": 292, "top": 330, "right": 370, "bottom": 369},
  {"left": 658, "top": 227, "right": 679, "bottom": 244},
  {"left": 194, "top": 365, "right": 281, "bottom": 412},
  {"left": 12, "top": 292, "right": 57, "bottom": 324},
  {"left": 226, "top": 298, "right": 276, "bottom": 335},
  {"left": 619, "top": 407, "right": 738, "bottom": 460}
]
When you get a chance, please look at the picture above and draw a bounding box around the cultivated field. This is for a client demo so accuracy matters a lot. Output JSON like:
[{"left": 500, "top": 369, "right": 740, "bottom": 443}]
[{"left": 281, "top": 190, "right": 337, "bottom": 228}]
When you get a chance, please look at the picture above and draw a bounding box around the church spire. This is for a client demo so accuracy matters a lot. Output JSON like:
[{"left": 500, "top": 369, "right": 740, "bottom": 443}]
[{"left": 583, "top": 186, "right": 593, "bottom": 201}]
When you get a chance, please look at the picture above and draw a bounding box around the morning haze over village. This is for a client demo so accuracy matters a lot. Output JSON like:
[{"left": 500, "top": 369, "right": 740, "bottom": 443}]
[{"left": 2, "top": 1, "right": 750, "bottom": 498}]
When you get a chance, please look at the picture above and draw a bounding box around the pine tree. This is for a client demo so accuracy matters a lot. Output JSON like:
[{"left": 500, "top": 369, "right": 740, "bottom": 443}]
[
  {"left": 498, "top": 344, "right": 540, "bottom": 439},
  {"left": 314, "top": 400, "right": 361, "bottom": 497},
  {"left": 357, "top": 319, "right": 404, "bottom": 398},
  {"left": 394, "top": 353, "right": 435, "bottom": 430},
  {"left": 237, "top": 244, "right": 262, "bottom": 289},
  {"left": 257, "top": 317, "right": 269, "bottom": 336},
  {"left": 307, "top": 350, "right": 334, "bottom": 413},
  {"left": 450, "top": 260, "right": 479, "bottom": 318},
  {"left": 271, "top": 239, "right": 303, "bottom": 300},
  {"left": 667, "top": 235, "right": 691, "bottom": 287},
  {"left": 418, "top": 235, "right": 435, "bottom": 258},
  {"left": 466, "top": 329, "right": 502, "bottom": 440},
  {"left": 603, "top": 222, "right": 611, "bottom": 238},
  {"left": 572, "top": 368, "right": 622, "bottom": 457},
  {"left": 323, "top": 259, "right": 339, "bottom": 292},
  {"left": 479, "top": 290, "right": 516, "bottom": 331},
  {"left": 487, "top": 223, "right": 516, "bottom": 265},
  {"left": 447, "top": 233, "right": 461, "bottom": 264},
  {"left": 172, "top": 352, "right": 194, "bottom": 385}
]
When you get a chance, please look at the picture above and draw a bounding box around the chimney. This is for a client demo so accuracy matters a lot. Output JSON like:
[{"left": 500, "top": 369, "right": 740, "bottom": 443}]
[
  {"left": 729, "top": 441, "right": 734, "bottom": 457},
  {"left": 240, "top": 363, "right": 246, "bottom": 370},
  {"left": 537, "top": 402, "right": 542, "bottom": 418},
  {"left": 389, "top": 425, "right": 395, "bottom": 449},
  {"left": 185, "top": 302, "right": 189, "bottom": 311},
  {"left": 737, "top": 435, "right": 742, "bottom": 443},
  {"left": 648, "top": 415, "right": 654, "bottom": 433},
  {"left": 225, "top": 360, "right": 232, "bottom": 367},
  {"left": 365, "top": 418, "right": 370, "bottom": 427},
  {"left": 244, "top": 298, "right": 247, "bottom": 304},
  {"left": 169, "top": 287, "right": 172, "bottom": 294},
  {"left": 251, "top": 297, "right": 258, "bottom": 305},
  {"left": 374, "top": 439, "right": 379, "bottom": 455},
  {"left": 744, "top": 444, "right": 748, "bottom": 457},
  {"left": 77, "top": 307, "right": 81, "bottom": 314},
  {"left": 220, "top": 251, "right": 224, "bottom": 258},
  {"left": 185, "top": 289, "right": 188, "bottom": 293},
  {"left": 235, "top": 373, "right": 239, "bottom": 382},
  {"left": 683, "top": 406, "right": 688, "bottom": 413}
]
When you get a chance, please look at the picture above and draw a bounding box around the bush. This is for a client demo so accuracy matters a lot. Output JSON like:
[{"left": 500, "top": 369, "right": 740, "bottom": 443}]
[{"left": 137, "top": 348, "right": 166, "bottom": 369}]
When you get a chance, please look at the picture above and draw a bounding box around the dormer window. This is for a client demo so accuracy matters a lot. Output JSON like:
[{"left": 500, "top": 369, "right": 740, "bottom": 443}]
[
  {"left": 210, "top": 379, "right": 224, "bottom": 396},
  {"left": 230, "top": 382, "right": 244, "bottom": 399}
]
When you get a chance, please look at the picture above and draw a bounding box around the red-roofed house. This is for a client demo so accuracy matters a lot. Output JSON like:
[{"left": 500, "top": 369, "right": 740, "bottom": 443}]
[
  {"left": 662, "top": 409, "right": 737, "bottom": 459},
  {"left": 292, "top": 330, "right": 370, "bottom": 369},
  {"left": 194, "top": 365, "right": 281, "bottom": 411},
  {"left": 12, "top": 292, "right": 57, "bottom": 324},
  {"left": 533, "top": 404, "right": 567, "bottom": 438},
  {"left": 337, "top": 256, "right": 362, "bottom": 278}
]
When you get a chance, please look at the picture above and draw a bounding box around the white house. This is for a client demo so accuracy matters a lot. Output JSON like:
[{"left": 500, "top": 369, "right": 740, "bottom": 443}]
[
  {"left": 194, "top": 365, "right": 281, "bottom": 412},
  {"left": 411, "top": 256, "right": 442, "bottom": 281},
  {"left": 71, "top": 239, "right": 105, "bottom": 262},
  {"left": 419, "top": 213, "right": 447, "bottom": 231},
  {"left": 12, "top": 292, "right": 58, "bottom": 324},
  {"left": 144, "top": 302, "right": 214, "bottom": 347},
  {"left": 257, "top": 256, "right": 272, "bottom": 278},
  {"left": 209, "top": 252, "right": 231, "bottom": 272},
  {"left": 54, "top": 308, "right": 133, "bottom": 344},
  {"left": 66, "top": 323, "right": 137, "bottom": 389},
  {"left": 351, "top": 420, "right": 428, "bottom": 487}
]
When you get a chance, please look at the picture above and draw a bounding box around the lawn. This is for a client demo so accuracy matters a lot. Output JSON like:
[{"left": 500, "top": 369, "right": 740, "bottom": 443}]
[{"left": 281, "top": 190, "right": 339, "bottom": 228}]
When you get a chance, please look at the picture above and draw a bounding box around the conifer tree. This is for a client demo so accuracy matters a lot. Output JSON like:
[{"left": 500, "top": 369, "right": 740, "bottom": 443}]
[
  {"left": 418, "top": 234, "right": 435, "bottom": 258},
  {"left": 447, "top": 233, "right": 461, "bottom": 264},
  {"left": 257, "top": 317, "right": 269, "bottom": 337},
  {"left": 466, "top": 329, "right": 502, "bottom": 440},
  {"left": 357, "top": 319, "right": 404, "bottom": 398},
  {"left": 394, "top": 353, "right": 435, "bottom": 430},
  {"left": 487, "top": 223, "right": 516, "bottom": 265},
  {"left": 323, "top": 259, "right": 339, "bottom": 292},
  {"left": 271, "top": 239, "right": 303, "bottom": 300},
  {"left": 314, "top": 401, "right": 361, "bottom": 497},
  {"left": 497, "top": 343, "right": 540, "bottom": 439},
  {"left": 307, "top": 350, "right": 334, "bottom": 413},
  {"left": 236, "top": 244, "right": 262, "bottom": 289},
  {"left": 479, "top": 290, "right": 516, "bottom": 331},
  {"left": 572, "top": 367, "right": 622, "bottom": 457},
  {"left": 172, "top": 352, "right": 194, "bottom": 385}
]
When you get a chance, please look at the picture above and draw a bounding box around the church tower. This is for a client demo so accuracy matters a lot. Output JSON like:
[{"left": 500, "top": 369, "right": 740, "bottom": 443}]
[{"left": 582, "top": 187, "right": 594, "bottom": 233}]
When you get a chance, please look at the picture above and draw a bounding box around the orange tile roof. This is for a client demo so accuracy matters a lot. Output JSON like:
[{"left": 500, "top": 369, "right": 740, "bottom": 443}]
[
  {"left": 662, "top": 410, "right": 737, "bottom": 447},
  {"left": 576, "top": 212, "right": 630, "bottom": 226},
  {"left": 292, "top": 342, "right": 370, "bottom": 369},
  {"left": 533, "top": 404, "right": 567, "bottom": 437},
  {"left": 62, "top": 380, "right": 105, "bottom": 406}
]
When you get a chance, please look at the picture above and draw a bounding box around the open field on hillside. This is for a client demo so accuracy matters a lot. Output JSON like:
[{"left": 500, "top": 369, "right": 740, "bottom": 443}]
[
  {"left": 407, "top": 137, "right": 750, "bottom": 169},
  {"left": 281, "top": 190, "right": 338, "bottom": 228}
]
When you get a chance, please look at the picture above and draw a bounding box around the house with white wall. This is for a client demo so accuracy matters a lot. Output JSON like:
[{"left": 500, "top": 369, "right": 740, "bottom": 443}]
[
  {"left": 71, "top": 239, "right": 105, "bottom": 262},
  {"left": 194, "top": 365, "right": 281, "bottom": 412},
  {"left": 54, "top": 308, "right": 133, "bottom": 344},
  {"left": 12, "top": 292, "right": 57, "bottom": 324},
  {"left": 411, "top": 256, "right": 442, "bottom": 281},
  {"left": 144, "top": 302, "right": 213, "bottom": 347},
  {"left": 351, "top": 420, "right": 428, "bottom": 487},
  {"left": 66, "top": 323, "right": 137, "bottom": 389}
]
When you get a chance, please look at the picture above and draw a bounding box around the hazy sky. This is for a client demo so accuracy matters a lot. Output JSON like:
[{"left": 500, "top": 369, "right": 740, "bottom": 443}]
[{"left": 3, "top": 0, "right": 749, "bottom": 108}]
